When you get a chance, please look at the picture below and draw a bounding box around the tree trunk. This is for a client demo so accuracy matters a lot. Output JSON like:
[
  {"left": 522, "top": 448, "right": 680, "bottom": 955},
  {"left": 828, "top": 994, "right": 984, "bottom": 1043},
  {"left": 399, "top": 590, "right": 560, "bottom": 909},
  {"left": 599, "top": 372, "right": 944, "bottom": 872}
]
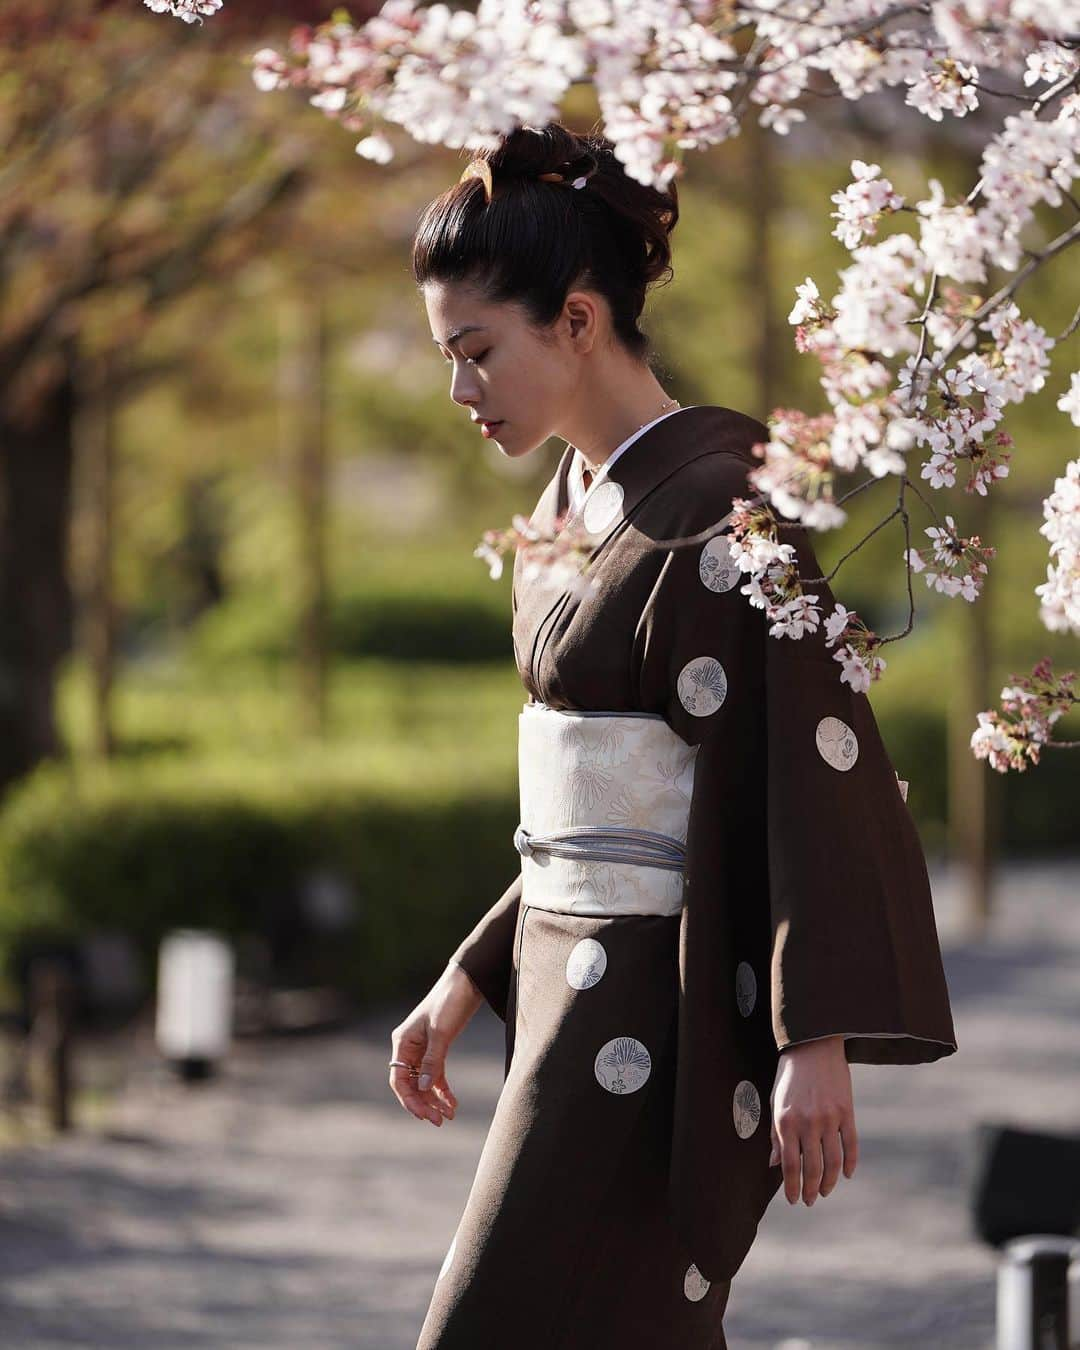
[
  {"left": 72, "top": 350, "right": 118, "bottom": 760},
  {"left": 279, "top": 288, "right": 330, "bottom": 740},
  {"left": 744, "top": 116, "right": 781, "bottom": 422},
  {"left": 0, "top": 359, "right": 77, "bottom": 796}
]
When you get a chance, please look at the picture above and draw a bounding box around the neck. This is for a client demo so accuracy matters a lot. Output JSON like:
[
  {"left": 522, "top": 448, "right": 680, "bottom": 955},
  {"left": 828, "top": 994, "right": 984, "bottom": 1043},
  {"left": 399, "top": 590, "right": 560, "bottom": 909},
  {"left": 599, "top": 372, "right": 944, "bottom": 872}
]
[{"left": 560, "top": 372, "right": 680, "bottom": 474}]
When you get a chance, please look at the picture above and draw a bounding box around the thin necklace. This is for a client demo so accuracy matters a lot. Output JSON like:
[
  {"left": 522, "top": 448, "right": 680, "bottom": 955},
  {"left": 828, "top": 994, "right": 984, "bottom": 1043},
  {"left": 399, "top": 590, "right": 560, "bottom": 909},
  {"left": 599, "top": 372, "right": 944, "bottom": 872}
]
[{"left": 580, "top": 396, "right": 682, "bottom": 481}]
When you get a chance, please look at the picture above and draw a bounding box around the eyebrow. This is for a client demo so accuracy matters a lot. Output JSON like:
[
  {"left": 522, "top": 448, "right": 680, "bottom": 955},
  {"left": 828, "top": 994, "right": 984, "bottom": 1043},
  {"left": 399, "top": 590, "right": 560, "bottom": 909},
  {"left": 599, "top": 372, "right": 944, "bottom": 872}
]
[{"left": 432, "top": 324, "right": 487, "bottom": 348}]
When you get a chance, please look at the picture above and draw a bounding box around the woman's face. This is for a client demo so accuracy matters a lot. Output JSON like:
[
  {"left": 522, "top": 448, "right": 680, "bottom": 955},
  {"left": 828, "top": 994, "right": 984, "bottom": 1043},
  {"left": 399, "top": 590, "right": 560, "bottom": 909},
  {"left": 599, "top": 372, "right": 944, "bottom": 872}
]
[{"left": 424, "top": 278, "right": 592, "bottom": 461}]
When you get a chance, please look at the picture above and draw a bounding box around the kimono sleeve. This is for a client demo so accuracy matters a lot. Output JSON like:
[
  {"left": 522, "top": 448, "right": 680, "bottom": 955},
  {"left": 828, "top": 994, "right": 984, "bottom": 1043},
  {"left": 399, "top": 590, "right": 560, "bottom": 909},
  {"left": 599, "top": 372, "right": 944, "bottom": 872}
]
[
  {"left": 762, "top": 521, "right": 957, "bottom": 1064},
  {"left": 447, "top": 872, "right": 522, "bottom": 1022},
  {"left": 635, "top": 447, "right": 958, "bottom": 1067}
]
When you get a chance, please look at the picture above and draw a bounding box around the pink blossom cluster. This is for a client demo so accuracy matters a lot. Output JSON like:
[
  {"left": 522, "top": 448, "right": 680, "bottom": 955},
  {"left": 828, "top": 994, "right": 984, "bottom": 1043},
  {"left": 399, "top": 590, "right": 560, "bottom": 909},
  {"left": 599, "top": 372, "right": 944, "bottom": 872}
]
[
  {"left": 474, "top": 511, "right": 595, "bottom": 595},
  {"left": 746, "top": 408, "right": 846, "bottom": 530},
  {"left": 143, "top": 0, "right": 221, "bottom": 20},
  {"left": 829, "top": 161, "right": 904, "bottom": 249},
  {"left": 971, "top": 659, "right": 1077, "bottom": 772},
  {"left": 723, "top": 498, "right": 823, "bottom": 640},
  {"left": 1034, "top": 457, "right": 1080, "bottom": 635},
  {"left": 228, "top": 0, "right": 1078, "bottom": 192},
  {"left": 822, "top": 603, "right": 887, "bottom": 693},
  {"left": 905, "top": 514, "right": 996, "bottom": 601},
  {"left": 905, "top": 355, "right": 1015, "bottom": 497}
]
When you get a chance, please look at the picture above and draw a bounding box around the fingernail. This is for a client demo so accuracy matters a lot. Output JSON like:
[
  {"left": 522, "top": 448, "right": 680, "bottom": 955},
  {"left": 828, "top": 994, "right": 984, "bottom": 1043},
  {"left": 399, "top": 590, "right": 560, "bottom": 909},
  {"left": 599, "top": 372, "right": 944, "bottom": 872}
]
[{"left": 418, "top": 1074, "right": 432, "bottom": 1091}]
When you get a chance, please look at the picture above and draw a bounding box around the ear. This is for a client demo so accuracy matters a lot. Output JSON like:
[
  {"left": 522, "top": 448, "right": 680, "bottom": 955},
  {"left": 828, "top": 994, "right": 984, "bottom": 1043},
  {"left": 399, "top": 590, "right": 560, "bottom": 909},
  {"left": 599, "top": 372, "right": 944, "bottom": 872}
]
[{"left": 563, "top": 290, "right": 601, "bottom": 353}]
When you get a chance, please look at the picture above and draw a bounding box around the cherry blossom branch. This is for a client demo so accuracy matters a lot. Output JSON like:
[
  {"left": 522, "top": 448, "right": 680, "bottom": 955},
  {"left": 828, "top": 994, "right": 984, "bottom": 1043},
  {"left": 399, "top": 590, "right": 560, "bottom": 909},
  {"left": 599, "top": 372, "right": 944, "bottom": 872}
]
[
  {"left": 933, "top": 218, "right": 1080, "bottom": 371},
  {"left": 800, "top": 503, "right": 903, "bottom": 585},
  {"left": 973, "top": 660, "right": 1078, "bottom": 771}
]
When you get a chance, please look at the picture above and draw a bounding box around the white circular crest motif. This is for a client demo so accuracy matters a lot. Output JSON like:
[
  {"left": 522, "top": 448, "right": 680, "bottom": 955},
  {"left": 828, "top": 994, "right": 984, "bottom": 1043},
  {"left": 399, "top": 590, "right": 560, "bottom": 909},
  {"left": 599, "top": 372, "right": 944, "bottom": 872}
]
[
  {"left": 566, "top": 938, "right": 608, "bottom": 991},
  {"left": 733, "top": 1079, "right": 762, "bottom": 1139},
  {"left": 594, "top": 1036, "right": 652, "bottom": 1095},
  {"left": 677, "top": 656, "right": 728, "bottom": 717},
  {"left": 698, "top": 537, "right": 739, "bottom": 593},
  {"left": 815, "top": 716, "right": 859, "bottom": 772},
  {"left": 437, "top": 1234, "right": 457, "bottom": 1282},
  {"left": 735, "top": 961, "right": 757, "bottom": 1018},
  {"left": 582, "top": 480, "right": 624, "bottom": 535},
  {"left": 684, "top": 1263, "right": 711, "bottom": 1302}
]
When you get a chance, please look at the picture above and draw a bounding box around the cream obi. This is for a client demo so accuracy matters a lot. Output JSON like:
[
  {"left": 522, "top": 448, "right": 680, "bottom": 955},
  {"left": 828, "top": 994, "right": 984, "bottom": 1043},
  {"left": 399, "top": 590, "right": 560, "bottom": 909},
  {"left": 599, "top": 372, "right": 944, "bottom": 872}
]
[{"left": 513, "top": 702, "right": 699, "bottom": 918}]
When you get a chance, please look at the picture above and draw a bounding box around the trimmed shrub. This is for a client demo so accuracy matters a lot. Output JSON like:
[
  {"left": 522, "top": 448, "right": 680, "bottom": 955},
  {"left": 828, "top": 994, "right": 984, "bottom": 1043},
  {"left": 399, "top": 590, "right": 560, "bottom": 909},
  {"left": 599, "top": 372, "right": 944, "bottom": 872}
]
[{"left": 0, "top": 758, "right": 520, "bottom": 1010}]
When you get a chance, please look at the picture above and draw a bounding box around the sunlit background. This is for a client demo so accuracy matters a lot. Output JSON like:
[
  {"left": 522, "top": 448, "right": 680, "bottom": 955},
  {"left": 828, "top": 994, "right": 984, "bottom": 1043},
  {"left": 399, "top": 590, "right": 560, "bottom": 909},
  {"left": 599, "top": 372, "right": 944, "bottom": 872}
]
[{"left": 0, "top": 4, "right": 1077, "bottom": 1348}]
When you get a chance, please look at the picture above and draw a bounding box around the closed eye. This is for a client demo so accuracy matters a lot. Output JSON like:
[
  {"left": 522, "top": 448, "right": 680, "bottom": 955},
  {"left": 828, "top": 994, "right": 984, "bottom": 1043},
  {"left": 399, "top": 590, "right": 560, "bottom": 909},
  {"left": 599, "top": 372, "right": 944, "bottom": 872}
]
[{"left": 442, "top": 350, "right": 489, "bottom": 367}]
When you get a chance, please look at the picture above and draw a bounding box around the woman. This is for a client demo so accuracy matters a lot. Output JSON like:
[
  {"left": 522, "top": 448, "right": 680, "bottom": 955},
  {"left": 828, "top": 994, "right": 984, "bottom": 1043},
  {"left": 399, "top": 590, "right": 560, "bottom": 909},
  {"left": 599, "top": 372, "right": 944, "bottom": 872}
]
[{"left": 389, "top": 122, "right": 958, "bottom": 1349}]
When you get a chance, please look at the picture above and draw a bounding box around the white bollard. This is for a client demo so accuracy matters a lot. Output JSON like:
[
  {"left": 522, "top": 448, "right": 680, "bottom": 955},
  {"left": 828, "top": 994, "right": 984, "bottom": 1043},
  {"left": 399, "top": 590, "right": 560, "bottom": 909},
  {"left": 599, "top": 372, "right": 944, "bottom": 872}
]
[{"left": 155, "top": 930, "right": 234, "bottom": 1081}]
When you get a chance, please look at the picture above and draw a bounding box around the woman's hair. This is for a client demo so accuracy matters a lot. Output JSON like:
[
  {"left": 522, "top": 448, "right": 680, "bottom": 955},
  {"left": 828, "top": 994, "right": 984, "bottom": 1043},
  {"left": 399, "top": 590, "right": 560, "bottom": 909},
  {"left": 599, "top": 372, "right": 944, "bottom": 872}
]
[{"left": 411, "top": 121, "right": 679, "bottom": 363}]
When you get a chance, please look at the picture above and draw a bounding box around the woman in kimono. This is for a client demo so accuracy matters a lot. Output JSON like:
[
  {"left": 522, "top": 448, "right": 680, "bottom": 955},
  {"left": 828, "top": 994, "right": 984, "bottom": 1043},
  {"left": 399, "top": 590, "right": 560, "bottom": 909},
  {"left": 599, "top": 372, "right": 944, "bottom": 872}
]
[{"left": 388, "top": 121, "right": 958, "bottom": 1349}]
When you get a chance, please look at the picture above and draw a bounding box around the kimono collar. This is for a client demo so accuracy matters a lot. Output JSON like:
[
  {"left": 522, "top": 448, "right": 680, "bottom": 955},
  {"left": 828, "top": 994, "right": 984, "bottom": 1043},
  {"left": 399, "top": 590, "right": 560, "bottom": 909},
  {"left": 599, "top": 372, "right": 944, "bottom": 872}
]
[{"left": 538, "top": 404, "right": 765, "bottom": 554}]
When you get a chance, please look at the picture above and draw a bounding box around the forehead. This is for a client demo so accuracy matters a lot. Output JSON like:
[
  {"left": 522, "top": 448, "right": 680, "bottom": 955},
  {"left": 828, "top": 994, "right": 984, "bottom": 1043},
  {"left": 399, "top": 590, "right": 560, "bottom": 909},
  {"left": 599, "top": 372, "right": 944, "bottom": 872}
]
[{"left": 424, "top": 280, "right": 507, "bottom": 345}]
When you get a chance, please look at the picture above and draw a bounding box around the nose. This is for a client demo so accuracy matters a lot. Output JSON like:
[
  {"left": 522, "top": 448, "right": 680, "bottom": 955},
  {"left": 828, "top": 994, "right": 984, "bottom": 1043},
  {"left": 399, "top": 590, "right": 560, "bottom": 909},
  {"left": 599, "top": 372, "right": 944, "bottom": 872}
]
[{"left": 449, "top": 367, "right": 480, "bottom": 409}]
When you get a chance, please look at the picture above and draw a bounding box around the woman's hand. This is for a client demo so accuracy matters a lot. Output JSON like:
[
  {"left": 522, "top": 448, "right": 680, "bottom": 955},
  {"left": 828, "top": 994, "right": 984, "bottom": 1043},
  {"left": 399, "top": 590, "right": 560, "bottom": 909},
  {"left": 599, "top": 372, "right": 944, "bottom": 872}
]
[
  {"left": 769, "top": 1035, "right": 858, "bottom": 1206},
  {"left": 388, "top": 962, "right": 485, "bottom": 1127}
]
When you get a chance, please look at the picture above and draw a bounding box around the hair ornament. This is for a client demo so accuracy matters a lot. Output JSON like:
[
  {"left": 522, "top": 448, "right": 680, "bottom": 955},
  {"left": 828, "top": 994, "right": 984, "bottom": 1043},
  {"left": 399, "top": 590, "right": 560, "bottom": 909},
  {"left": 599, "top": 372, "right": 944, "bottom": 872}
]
[
  {"left": 459, "top": 158, "right": 493, "bottom": 203},
  {"left": 538, "top": 169, "right": 589, "bottom": 189}
]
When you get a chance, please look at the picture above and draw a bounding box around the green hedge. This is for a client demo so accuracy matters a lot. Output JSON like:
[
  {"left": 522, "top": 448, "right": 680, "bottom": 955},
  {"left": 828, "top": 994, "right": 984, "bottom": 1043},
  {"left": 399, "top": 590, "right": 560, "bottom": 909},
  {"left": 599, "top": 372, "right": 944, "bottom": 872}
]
[
  {"left": 0, "top": 758, "right": 520, "bottom": 1009},
  {"left": 188, "top": 583, "right": 511, "bottom": 667}
]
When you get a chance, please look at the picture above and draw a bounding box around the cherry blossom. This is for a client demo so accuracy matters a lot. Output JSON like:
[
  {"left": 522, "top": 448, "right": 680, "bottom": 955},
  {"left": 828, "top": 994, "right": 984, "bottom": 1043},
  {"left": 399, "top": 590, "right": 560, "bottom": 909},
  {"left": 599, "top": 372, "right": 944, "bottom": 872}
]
[
  {"left": 905, "top": 515, "right": 995, "bottom": 601},
  {"left": 148, "top": 0, "right": 1080, "bottom": 766},
  {"left": 972, "top": 660, "right": 1077, "bottom": 773},
  {"left": 830, "top": 161, "right": 904, "bottom": 250},
  {"left": 822, "top": 604, "right": 887, "bottom": 692},
  {"left": 144, "top": 0, "right": 221, "bottom": 20},
  {"left": 1057, "top": 373, "right": 1080, "bottom": 427},
  {"left": 1034, "top": 458, "right": 1080, "bottom": 635}
]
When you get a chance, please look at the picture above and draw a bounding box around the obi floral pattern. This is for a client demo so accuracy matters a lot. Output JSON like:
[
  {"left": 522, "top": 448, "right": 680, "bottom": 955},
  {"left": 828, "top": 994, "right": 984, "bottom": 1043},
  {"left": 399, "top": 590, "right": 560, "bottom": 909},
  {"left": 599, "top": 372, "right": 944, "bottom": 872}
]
[{"left": 517, "top": 704, "right": 698, "bottom": 918}]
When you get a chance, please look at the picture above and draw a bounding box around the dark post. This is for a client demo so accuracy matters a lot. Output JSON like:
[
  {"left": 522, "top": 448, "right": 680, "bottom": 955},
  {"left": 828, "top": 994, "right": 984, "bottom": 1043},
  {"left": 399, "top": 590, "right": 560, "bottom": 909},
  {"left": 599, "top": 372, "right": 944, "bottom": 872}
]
[{"left": 27, "top": 957, "right": 77, "bottom": 1132}]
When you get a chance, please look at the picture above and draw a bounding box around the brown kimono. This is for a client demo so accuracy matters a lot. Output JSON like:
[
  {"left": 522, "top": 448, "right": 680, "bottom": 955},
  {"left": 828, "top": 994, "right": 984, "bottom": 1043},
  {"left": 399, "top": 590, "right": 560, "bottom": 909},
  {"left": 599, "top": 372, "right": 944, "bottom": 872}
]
[{"left": 417, "top": 403, "right": 957, "bottom": 1349}]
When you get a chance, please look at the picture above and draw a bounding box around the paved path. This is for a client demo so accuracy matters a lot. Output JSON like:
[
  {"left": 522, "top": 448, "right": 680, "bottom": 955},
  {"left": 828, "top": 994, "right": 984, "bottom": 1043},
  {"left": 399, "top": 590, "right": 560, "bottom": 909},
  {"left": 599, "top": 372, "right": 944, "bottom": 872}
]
[{"left": 0, "top": 859, "right": 1078, "bottom": 1349}]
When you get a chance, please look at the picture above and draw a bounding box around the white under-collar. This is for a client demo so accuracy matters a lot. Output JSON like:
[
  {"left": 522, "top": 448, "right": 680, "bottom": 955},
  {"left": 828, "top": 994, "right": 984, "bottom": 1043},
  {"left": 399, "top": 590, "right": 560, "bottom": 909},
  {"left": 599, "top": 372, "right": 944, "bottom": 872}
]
[{"left": 567, "top": 405, "right": 694, "bottom": 515}]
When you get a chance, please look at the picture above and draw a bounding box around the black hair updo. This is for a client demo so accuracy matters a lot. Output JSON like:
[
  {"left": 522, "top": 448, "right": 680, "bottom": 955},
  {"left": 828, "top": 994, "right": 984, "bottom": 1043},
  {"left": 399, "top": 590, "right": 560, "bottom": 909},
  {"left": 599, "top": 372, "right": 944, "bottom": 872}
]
[{"left": 412, "top": 121, "right": 679, "bottom": 363}]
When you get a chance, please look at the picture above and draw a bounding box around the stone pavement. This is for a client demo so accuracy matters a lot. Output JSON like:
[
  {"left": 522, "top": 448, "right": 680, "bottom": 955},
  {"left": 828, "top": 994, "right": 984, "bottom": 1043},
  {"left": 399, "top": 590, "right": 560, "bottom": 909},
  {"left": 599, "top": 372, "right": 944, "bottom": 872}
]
[{"left": 0, "top": 859, "right": 1077, "bottom": 1350}]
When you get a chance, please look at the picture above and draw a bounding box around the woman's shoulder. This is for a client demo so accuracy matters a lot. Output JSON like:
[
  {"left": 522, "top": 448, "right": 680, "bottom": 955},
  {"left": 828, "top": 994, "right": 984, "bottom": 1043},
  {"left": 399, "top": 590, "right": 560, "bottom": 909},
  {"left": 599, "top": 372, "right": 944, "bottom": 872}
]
[
  {"left": 687, "top": 402, "right": 770, "bottom": 454},
  {"left": 645, "top": 404, "right": 768, "bottom": 529}
]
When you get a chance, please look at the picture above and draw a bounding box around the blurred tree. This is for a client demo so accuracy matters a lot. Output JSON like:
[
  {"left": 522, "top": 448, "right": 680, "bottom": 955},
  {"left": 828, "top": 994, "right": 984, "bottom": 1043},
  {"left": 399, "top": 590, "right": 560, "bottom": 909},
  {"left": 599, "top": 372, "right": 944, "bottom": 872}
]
[{"left": 0, "top": 1, "right": 408, "bottom": 791}]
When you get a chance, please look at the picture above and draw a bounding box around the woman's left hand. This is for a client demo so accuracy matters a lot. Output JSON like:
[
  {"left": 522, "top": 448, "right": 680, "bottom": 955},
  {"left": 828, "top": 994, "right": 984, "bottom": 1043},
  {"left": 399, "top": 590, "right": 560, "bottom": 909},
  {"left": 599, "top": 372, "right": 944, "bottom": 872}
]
[{"left": 769, "top": 1035, "right": 858, "bottom": 1206}]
